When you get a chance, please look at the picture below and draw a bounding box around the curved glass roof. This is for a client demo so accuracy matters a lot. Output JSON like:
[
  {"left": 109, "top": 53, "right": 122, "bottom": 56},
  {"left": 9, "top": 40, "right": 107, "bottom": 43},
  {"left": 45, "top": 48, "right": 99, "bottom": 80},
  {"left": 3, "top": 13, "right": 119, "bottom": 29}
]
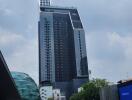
[{"left": 11, "top": 72, "right": 40, "bottom": 100}]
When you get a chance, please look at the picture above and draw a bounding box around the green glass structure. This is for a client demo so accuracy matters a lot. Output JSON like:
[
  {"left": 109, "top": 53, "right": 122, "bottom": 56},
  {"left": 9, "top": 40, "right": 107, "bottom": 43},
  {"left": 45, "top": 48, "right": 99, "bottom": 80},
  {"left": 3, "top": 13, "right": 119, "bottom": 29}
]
[{"left": 11, "top": 72, "right": 40, "bottom": 100}]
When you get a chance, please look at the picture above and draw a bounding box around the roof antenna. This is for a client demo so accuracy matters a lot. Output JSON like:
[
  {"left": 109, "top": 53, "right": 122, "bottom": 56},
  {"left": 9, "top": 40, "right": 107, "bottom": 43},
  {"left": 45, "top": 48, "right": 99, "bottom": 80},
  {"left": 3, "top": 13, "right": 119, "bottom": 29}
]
[{"left": 40, "top": 0, "right": 50, "bottom": 7}]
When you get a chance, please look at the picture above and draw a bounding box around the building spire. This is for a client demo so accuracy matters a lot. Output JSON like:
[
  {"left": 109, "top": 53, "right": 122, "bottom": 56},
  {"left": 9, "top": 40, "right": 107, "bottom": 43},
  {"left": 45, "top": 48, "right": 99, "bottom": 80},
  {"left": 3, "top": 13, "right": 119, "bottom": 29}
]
[{"left": 40, "top": 0, "right": 50, "bottom": 7}]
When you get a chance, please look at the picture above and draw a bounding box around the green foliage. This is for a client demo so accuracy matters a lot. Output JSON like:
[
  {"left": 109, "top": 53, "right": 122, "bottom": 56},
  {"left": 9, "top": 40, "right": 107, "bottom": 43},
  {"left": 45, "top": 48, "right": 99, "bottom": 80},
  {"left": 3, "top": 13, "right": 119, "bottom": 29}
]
[
  {"left": 70, "top": 78, "right": 109, "bottom": 100},
  {"left": 48, "top": 98, "right": 53, "bottom": 100}
]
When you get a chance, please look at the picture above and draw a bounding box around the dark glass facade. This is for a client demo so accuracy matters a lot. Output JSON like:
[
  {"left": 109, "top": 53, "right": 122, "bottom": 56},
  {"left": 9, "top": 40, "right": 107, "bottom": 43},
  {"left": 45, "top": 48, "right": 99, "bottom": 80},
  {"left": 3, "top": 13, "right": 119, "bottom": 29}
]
[
  {"left": 53, "top": 13, "right": 75, "bottom": 82},
  {"left": 39, "top": 5, "right": 89, "bottom": 99}
]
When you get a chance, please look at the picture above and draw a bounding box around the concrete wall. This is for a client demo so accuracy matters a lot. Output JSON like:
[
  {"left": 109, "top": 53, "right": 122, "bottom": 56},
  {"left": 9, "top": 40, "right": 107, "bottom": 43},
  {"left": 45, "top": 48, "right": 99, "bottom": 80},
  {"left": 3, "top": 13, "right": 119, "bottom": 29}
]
[{"left": 100, "top": 85, "right": 119, "bottom": 100}]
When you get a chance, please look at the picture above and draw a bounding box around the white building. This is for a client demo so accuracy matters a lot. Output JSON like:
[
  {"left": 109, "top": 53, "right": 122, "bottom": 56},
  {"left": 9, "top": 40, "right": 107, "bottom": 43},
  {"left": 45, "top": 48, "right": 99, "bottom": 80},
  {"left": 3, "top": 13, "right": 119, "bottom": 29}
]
[
  {"left": 40, "top": 86, "right": 53, "bottom": 100},
  {"left": 53, "top": 89, "right": 66, "bottom": 100},
  {"left": 53, "top": 89, "right": 61, "bottom": 100},
  {"left": 40, "top": 86, "right": 66, "bottom": 100}
]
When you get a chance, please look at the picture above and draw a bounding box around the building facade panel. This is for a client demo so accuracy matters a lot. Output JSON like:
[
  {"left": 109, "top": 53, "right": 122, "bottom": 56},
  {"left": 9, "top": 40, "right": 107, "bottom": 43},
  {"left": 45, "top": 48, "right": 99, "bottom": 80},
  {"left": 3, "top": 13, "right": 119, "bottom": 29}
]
[
  {"left": 39, "top": 12, "right": 55, "bottom": 83},
  {"left": 53, "top": 13, "right": 75, "bottom": 82},
  {"left": 73, "top": 29, "right": 88, "bottom": 77}
]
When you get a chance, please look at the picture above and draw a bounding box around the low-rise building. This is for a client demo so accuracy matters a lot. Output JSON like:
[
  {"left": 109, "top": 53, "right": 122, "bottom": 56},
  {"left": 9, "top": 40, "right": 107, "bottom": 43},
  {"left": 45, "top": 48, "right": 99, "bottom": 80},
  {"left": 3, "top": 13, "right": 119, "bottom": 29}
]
[
  {"left": 40, "top": 86, "right": 53, "bottom": 100},
  {"left": 100, "top": 79, "right": 132, "bottom": 100},
  {"left": 100, "top": 84, "right": 119, "bottom": 100},
  {"left": 53, "top": 89, "right": 66, "bottom": 100}
]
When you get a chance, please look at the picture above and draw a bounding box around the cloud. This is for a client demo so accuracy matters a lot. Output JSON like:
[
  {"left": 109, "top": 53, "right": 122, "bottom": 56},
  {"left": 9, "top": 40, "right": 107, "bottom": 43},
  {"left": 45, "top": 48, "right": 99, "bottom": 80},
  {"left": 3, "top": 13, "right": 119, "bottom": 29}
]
[
  {"left": 6, "top": 37, "right": 38, "bottom": 84},
  {"left": 53, "top": 0, "right": 132, "bottom": 34},
  {"left": 0, "top": 0, "right": 38, "bottom": 35},
  {"left": 86, "top": 32, "right": 132, "bottom": 82},
  {"left": 0, "top": 0, "right": 39, "bottom": 83},
  {"left": 0, "top": 0, "right": 132, "bottom": 84},
  {"left": 0, "top": 29, "right": 24, "bottom": 46},
  {"left": 0, "top": 27, "right": 38, "bottom": 83}
]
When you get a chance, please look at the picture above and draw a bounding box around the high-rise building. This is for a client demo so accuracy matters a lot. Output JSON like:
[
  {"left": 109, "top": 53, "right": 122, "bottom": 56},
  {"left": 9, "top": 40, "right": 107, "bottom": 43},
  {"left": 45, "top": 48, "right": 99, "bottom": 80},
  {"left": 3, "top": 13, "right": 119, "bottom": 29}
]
[{"left": 38, "top": 0, "right": 89, "bottom": 98}]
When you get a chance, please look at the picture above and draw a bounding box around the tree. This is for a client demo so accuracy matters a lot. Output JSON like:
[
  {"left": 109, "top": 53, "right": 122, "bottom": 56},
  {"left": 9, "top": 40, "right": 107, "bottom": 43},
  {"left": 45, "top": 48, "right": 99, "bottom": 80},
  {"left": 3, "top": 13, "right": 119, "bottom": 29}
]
[
  {"left": 70, "top": 78, "right": 109, "bottom": 100},
  {"left": 70, "top": 92, "right": 83, "bottom": 100},
  {"left": 48, "top": 97, "right": 53, "bottom": 100}
]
